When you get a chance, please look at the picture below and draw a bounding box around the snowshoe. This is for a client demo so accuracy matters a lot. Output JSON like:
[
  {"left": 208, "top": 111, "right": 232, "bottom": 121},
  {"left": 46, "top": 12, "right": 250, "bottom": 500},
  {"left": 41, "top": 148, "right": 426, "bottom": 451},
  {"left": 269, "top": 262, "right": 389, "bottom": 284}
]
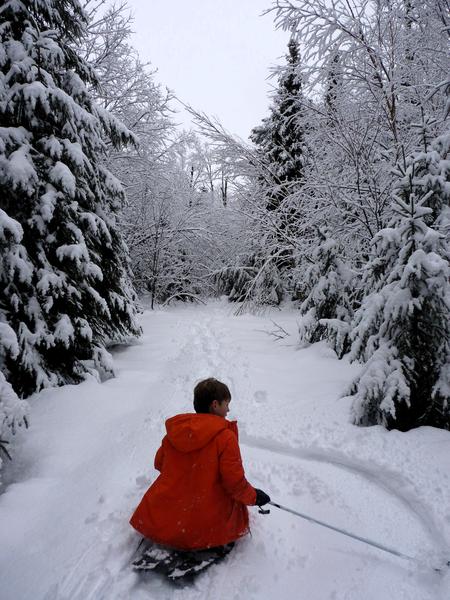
[{"left": 132, "top": 539, "right": 234, "bottom": 581}]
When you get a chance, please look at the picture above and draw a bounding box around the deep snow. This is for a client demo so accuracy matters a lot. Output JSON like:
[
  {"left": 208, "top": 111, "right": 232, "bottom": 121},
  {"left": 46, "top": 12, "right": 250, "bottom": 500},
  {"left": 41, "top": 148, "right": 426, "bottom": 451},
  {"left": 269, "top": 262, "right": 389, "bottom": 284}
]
[{"left": 1, "top": 300, "right": 449, "bottom": 599}]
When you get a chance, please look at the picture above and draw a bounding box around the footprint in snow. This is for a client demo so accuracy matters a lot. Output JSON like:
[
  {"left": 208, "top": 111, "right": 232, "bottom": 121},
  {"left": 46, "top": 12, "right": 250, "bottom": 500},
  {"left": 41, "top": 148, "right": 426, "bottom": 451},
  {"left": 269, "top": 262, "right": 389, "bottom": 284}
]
[{"left": 254, "top": 390, "right": 267, "bottom": 404}]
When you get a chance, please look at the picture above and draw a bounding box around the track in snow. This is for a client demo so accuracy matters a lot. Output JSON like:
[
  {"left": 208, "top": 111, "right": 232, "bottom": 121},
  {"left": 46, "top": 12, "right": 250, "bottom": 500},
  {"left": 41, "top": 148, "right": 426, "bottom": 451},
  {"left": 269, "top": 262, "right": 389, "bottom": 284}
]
[{"left": 2, "top": 304, "right": 448, "bottom": 600}]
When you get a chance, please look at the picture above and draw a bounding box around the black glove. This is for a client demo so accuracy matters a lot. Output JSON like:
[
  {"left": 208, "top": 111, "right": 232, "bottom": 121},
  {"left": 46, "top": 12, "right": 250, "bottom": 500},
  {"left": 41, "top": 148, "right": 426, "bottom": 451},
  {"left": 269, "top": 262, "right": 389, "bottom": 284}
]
[{"left": 254, "top": 488, "right": 271, "bottom": 506}]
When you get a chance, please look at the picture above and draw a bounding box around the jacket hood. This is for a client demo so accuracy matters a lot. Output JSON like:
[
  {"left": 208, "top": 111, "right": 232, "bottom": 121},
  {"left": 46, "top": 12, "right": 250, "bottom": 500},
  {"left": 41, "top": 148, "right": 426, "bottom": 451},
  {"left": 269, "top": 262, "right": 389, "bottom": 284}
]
[{"left": 165, "top": 413, "right": 237, "bottom": 453}]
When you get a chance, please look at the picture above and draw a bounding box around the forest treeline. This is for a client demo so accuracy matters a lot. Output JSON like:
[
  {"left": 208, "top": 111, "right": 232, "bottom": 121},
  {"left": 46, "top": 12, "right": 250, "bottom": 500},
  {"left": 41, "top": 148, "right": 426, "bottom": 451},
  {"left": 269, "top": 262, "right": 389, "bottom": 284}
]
[{"left": 0, "top": 0, "right": 449, "bottom": 477}]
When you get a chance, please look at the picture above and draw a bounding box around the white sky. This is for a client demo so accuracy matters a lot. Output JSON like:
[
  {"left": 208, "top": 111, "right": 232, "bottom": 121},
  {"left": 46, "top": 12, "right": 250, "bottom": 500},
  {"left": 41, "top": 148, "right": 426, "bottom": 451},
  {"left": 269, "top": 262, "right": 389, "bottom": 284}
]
[{"left": 128, "top": 0, "right": 289, "bottom": 140}]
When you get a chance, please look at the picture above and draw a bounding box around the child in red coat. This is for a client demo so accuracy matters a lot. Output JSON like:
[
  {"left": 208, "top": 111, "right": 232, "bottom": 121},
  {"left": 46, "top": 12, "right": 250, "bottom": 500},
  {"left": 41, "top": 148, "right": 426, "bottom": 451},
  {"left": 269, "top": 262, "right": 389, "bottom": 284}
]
[{"left": 130, "top": 378, "right": 270, "bottom": 550}]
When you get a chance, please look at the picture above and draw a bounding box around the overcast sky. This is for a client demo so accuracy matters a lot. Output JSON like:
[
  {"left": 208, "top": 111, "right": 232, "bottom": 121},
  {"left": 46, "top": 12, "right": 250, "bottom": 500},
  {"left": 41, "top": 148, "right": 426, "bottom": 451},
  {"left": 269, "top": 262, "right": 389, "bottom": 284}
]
[{"left": 128, "top": 0, "right": 289, "bottom": 140}]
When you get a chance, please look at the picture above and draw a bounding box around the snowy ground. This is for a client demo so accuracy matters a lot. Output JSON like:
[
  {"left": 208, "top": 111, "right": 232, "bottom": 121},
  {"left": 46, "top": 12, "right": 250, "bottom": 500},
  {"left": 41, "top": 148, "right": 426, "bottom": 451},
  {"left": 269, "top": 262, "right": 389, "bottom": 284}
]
[{"left": 1, "top": 299, "right": 450, "bottom": 599}]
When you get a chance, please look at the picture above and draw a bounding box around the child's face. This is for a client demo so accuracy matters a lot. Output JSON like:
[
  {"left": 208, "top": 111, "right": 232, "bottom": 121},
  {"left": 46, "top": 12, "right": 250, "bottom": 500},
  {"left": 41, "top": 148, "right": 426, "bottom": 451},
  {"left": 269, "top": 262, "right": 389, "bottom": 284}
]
[{"left": 210, "top": 397, "right": 231, "bottom": 418}]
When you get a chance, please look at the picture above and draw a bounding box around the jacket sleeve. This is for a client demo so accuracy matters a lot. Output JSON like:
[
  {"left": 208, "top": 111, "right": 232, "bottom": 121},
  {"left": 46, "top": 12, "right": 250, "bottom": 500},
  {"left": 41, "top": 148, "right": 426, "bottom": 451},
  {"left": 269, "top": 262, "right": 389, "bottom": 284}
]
[
  {"left": 218, "top": 430, "right": 257, "bottom": 505},
  {"left": 154, "top": 439, "right": 165, "bottom": 472}
]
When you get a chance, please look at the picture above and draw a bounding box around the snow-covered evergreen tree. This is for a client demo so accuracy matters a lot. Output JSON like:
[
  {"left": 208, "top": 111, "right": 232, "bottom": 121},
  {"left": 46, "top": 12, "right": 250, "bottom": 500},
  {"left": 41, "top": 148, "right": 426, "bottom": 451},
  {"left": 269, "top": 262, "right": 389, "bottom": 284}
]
[
  {"left": 298, "top": 229, "right": 356, "bottom": 358},
  {"left": 222, "top": 37, "right": 306, "bottom": 306},
  {"left": 348, "top": 120, "right": 450, "bottom": 431},
  {"left": 251, "top": 38, "right": 305, "bottom": 210},
  {"left": 324, "top": 51, "right": 343, "bottom": 119},
  {"left": 216, "top": 249, "right": 283, "bottom": 308},
  {"left": 271, "top": 0, "right": 450, "bottom": 265},
  {"left": 0, "top": 0, "right": 141, "bottom": 398},
  {"left": 0, "top": 370, "right": 28, "bottom": 477},
  {"left": 0, "top": 210, "right": 29, "bottom": 476}
]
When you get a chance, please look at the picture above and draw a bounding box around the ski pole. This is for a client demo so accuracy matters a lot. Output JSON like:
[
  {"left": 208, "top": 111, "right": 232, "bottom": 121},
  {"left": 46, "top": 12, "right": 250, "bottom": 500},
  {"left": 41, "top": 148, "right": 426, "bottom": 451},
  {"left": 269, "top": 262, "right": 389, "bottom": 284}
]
[{"left": 268, "top": 501, "right": 450, "bottom": 573}]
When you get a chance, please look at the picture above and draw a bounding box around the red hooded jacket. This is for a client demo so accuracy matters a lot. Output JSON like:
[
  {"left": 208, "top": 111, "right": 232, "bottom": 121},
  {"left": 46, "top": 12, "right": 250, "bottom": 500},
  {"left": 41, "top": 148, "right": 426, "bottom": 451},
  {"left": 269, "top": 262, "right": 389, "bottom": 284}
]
[{"left": 130, "top": 413, "right": 257, "bottom": 550}]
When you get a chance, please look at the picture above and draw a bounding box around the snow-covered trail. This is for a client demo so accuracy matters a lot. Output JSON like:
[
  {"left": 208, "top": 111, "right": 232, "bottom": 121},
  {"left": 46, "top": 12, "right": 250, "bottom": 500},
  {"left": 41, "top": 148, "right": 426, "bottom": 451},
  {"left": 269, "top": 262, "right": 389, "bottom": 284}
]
[{"left": 1, "top": 301, "right": 449, "bottom": 600}]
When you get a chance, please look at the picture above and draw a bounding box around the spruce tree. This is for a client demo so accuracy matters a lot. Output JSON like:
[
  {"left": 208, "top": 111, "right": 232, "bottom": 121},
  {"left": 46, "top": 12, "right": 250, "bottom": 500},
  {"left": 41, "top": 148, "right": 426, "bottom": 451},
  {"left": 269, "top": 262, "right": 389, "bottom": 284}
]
[
  {"left": 244, "top": 38, "right": 306, "bottom": 304},
  {"left": 325, "top": 51, "right": 343, "bottom": 120},
  {"left": 348, "top": 122, "right": 450, "bottom": 431},
  {"left": 298, "top": 229, "right": 355, "bottom": 358},
  {"left": 217, "top": 251, "right": 283, "bottom": 307},
  {"left": 0, "top": 0, "right": 141, "bottom": 398},
  {"left": 0, "top": 211, "right": 29, "bottom": 474},
  {"left": 251, "top": 38, "right": 305, "bottom": 210}
]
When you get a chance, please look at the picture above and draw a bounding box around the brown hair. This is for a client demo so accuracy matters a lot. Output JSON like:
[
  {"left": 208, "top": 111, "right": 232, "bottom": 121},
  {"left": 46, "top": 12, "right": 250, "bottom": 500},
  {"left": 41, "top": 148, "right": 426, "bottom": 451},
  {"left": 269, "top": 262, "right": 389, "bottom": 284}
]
[{"left": 193, "top": 378, "right": 231, "bottom": 414}]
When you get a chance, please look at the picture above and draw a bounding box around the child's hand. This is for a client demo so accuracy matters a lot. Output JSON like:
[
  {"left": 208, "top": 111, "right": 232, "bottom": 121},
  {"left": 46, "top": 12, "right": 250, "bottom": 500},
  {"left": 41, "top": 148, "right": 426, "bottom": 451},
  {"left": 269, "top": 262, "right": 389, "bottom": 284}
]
[{"left": 254, "top": 488, "right": 271, "bottom": 506}]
